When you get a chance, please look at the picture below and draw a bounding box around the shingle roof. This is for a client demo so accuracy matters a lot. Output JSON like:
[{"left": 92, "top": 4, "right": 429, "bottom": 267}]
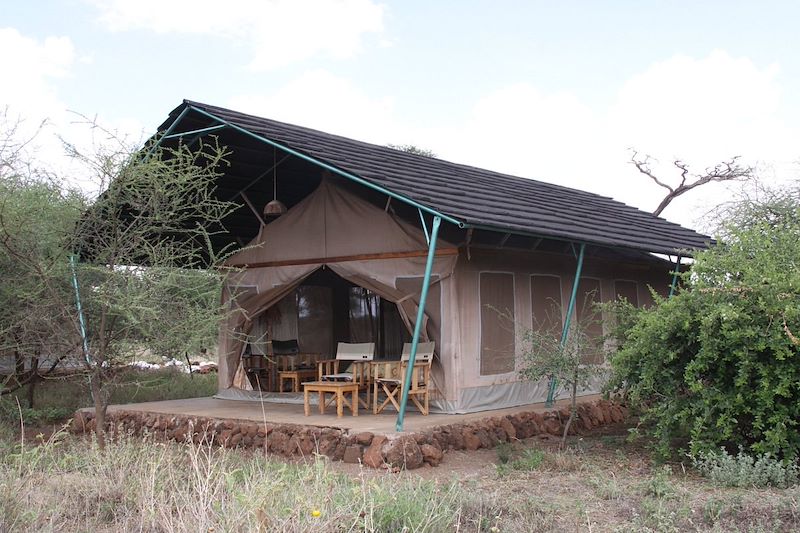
[{"left": 166, "top": 100, "right": 711, "bottom": 255}]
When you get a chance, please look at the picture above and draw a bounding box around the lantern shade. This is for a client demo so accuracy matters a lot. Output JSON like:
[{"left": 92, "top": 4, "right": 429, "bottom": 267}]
[{"left": 264, "top": 199, "right": 287, "bottom": 216}]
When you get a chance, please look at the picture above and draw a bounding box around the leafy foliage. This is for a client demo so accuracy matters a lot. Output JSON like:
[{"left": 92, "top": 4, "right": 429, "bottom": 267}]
[
  {"left": 607, "top": 186, "right": 800, "bottom": 459},
  {"left": 0, "top": 119, "right": 238, "bottom": 445},
  {"left": 519, "top": 300, "right": 604, "bottom": 445},
  {"left": 693, "top": 448, "right": 800, "bottom": 488}
]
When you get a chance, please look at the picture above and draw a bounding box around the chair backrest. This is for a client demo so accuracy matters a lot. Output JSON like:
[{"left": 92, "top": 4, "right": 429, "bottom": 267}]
[
  {"left": 400, "top": 342, "right": 435, "bottom": 363},
  {"left": 271, "top": 339, "right": 300, "bottom": 355},
  {"left": 336, "top": 342, "right": 375, "bottom": 361}
]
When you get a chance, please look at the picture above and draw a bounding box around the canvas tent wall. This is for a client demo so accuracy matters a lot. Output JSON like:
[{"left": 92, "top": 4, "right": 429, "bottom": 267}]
[
  {"left": 217, "top": 178, "right": 459, "bottom": 408},
  {"left": 443, "top": 246, "right": 673, "bottom": 413}
]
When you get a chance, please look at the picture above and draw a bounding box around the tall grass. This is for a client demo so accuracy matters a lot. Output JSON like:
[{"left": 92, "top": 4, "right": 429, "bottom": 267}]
[
  {"left": 0, "top": 431, "right": 489, "bottom": 532},
  {"left": 1, "top": 368, "right": 216, "bottom": 428}
]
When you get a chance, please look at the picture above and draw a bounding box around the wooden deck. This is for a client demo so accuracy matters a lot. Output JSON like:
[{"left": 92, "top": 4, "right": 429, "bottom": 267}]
[{"left": 103, "top": 395, "right": 599, "bottom": 435}]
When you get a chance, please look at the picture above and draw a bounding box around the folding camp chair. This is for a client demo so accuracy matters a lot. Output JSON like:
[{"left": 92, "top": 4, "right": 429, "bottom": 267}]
[
  {"left": 318, "top": 342, "right": 375, "bottom": 408},
  {"left": 373, "top": 342, "right": 434, "bottom": 416}
]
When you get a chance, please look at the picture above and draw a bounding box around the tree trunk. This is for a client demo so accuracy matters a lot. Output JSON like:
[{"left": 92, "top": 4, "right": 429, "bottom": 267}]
[
  {"left": 561, "top": 374, "right": 579, "bottom": 448},
  {"left": 26, "top": 355, "right": 39, "bottom": 409},
  {"left": 90, "top": 372, "right": 107, "bottom": 450}
]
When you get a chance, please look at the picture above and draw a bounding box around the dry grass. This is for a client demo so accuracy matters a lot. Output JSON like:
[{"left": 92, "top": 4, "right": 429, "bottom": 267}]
[{"left": 2, "top": 426, "right": 800, "bottom": 532}]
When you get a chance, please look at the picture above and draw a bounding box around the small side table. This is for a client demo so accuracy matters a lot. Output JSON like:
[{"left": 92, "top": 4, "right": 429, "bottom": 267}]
[
  {"left": 278, "top": 368, "right": 318, "bottom": 392},
  {"left": 303, "top": 381, "right": 360, "bottom": 417}
]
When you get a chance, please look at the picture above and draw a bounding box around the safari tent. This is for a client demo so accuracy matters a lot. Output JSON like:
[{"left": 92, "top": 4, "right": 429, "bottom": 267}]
[{"left": 153, "top": 100, "right": 710, "bottom": 414}]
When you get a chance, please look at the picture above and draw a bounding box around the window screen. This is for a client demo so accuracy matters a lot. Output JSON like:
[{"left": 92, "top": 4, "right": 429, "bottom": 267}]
[
  {"left": 576, "top": 278, "right": 603, "bottom": 364},
  {"left": 531, "top": 275, "right": 563, "bottom": 337},
  {"left": 614, "top": 280, "right": 639, "bottom": 307},
  {"left": 480, "top": 272, "right": 516, "bottom": 375}
]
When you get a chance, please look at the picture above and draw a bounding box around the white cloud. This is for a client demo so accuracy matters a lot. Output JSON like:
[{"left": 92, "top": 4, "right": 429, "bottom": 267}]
[
  {"left": 0, "top": 28, "right": 74, "bottom": 122},
  {"left": 0, "top": 28, "right": 145, "bottom": 194},
  {"left": 89, "top": 0, "right": 385, "bottom": 70},
  {"left": 228, "top": 69, "right": 397, "bottom": 141},
  {"left": 608, "top": 50, "right": 799, "bottom": 227}
]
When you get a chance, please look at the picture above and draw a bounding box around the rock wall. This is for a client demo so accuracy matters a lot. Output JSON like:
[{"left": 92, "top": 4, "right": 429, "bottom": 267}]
[{"left": 71, "top": 399, "right": 627, "bottom": 470}]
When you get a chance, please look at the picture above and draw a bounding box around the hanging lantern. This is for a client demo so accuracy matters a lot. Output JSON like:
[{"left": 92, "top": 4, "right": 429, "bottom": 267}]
[{"left": 264, "top": 145, "right": 287, "bottom": 216}]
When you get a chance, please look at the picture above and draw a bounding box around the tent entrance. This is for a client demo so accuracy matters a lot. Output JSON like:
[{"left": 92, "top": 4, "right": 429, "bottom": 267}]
[{"left": 242, "top": 268, "right": 411, "bottom": 392}]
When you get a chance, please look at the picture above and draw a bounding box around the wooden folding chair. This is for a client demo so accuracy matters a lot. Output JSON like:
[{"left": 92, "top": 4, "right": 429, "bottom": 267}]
[
  {"left": 318, "top": 342, "right": 374, "bottom": 408},
  {"left": 373, "top": 342, "right": 434, "bottom": 415}
]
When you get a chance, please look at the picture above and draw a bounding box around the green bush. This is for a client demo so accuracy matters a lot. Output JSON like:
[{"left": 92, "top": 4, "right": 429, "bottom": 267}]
[
  {"left": 693, "top": 448, "right": 800, "bottom": 488},
  {"left": 607, "top": 190, "right": 800, "bottom": 460},
  {"left": 496, "top": 447, "right": 545, "bottom": 475}
]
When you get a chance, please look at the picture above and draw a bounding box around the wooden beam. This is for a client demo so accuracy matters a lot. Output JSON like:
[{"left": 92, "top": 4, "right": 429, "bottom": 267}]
[
  {"left": 227, "top": 247, "right": 459, "bottom": 269},
  {"left": 239, "top": 191, "right": 267, "bottom": 228}
]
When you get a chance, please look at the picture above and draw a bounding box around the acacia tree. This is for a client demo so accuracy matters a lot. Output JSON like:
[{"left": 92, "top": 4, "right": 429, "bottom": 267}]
[
  {"left": 71, "top": 134, "right": 237, "bottom": 446},
  {"left": 630, "top": 150, "right": 753, "bottom": 216},
  {"left": 518, "top": 302, "right": 603, "bottom": 447},
  {"left": 0, "top": 113, "right": 87, "bottom": 403},
  {"left": 0, "top": 120, "right": 237, "bottom": 446},
  {"left": 607, "top": 184, "right": 800, "bottom": 459}
]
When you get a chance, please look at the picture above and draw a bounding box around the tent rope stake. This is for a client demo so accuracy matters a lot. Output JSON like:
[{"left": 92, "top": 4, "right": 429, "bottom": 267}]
[
  {"left": 545, "top": 242, "right": 586, "bottom": 407},
  {"left": 396, "top": 215, "right": 441, "bottom": 431}
]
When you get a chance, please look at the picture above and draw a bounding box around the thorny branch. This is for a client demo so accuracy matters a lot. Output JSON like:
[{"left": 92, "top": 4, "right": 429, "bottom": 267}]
[{"left": 630, "top": 150, "right": 754, "bottom": 217}]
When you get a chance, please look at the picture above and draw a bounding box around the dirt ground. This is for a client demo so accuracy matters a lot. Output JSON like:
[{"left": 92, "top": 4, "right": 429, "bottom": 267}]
[{"left": 325, "top": 424, "right": 800, "bottom": 532}]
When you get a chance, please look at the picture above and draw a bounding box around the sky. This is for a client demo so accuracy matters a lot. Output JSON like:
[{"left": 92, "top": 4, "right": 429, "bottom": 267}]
[{"left": 3, "top": 0, "right": 800, "bottom": 233}]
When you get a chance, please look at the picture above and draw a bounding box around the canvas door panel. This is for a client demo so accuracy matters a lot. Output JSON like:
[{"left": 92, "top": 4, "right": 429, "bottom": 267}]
[
  {"left": 395, "top": 276, "right": 442, "bottom": 344},
  {"left": 576, "top": 278, "right": 604, "bottom": 364},
  {"left": 480, "top": 272, "right": 516, "bottom": 375}
]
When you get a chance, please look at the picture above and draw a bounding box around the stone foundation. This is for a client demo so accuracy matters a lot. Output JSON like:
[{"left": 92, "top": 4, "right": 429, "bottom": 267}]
[{"left": 71, "top": 399, "right": 627, "bottom": 470}]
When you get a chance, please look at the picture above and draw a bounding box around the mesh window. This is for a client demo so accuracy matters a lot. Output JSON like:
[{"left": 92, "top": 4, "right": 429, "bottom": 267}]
[
  {"left": 576, "top": 278, "right": 603, "bottom": 364},
  {"left": 531, "top": 275, "right": 563, "bottom": 339},
  {"left": 614, "top": 280, "right": 639, "bottom": 307},
  {"left": 480, "top": 272, "right": 516, "bottom": 375}
]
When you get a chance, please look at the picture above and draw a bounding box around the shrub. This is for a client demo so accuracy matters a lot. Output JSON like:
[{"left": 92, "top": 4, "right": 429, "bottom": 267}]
[
  {"left": 693, "top": 448, "right": 800, "bottom": 488},
  {"left": 607, "top": 189, "right": 800, "bottom": 460}
]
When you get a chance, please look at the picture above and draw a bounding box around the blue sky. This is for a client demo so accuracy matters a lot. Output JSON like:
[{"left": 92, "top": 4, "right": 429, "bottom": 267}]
[{"left": 3, "top": 1, "right": 799, "bottom": 230}]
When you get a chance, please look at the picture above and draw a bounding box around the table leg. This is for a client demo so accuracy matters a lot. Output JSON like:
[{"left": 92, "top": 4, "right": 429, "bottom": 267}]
[
  {"left": 304, "top": 387, "right": 310, "bottom": 416},
  {"left": 352, "top": 388, "right": 358, "bottom": 416},
  {"left": 336, "top": 389, "right": 344, "bottom": 418},
  {"left": 318, "top": 391, "right": 325, "bottom": 414}
]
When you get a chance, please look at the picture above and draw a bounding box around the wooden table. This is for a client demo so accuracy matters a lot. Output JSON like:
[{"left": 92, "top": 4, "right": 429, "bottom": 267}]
[
  {"left": 278, "top": 368, "right": 318, "bottom": 392},
  {"left": 303, "top": 381, "right": 360, "bottom": 417}
]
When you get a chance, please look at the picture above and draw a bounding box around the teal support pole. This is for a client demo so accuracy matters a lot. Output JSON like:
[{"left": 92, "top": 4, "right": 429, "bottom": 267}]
[
  {"left": 545, "top": 242, "right": 586, "bottom": 407},
  {"left": 163, "top": 124, "right": 227, "bottom": 140},
  {"left": 69, "top": 255, "right": 91, "bottom": 366},
  {"left": 668, "top": 255, "right": 682, "bottom": 298},
  {"left": 147, "top": 106, "right": 190, "bottom": 157},
  {"left": 396, "top": 216, "right": 441, "bottom": 432}
]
